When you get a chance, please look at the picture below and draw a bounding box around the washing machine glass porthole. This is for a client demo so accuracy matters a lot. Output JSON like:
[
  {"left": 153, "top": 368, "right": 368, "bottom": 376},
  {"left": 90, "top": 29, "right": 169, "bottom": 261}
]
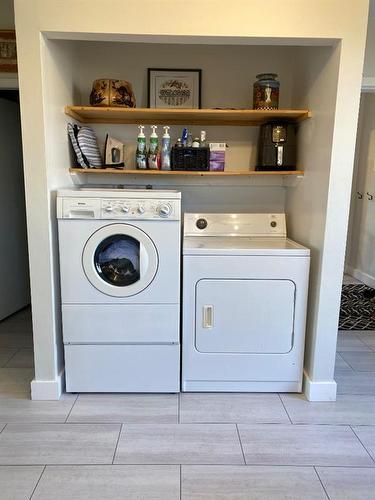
[
  {"left": 82, "top": 223, "right": 159, "bottom": 298},
  {"left": 94, "top": 234, "right": 140, "bottom": 287}
]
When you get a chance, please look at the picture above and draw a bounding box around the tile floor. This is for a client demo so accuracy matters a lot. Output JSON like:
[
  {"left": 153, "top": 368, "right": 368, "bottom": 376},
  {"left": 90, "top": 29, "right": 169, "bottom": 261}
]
[{"left": 1, "top": 297, "right": 375, "bottom": 499}]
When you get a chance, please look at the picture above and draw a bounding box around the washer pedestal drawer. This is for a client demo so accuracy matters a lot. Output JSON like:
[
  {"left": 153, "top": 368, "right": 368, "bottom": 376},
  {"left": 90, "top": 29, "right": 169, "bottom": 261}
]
[
  {"left": 64, "top": 344, "right": 180, "bottom": 393},
  {"left": 62, "top": 304, "right": 179, "bottom": 344}
]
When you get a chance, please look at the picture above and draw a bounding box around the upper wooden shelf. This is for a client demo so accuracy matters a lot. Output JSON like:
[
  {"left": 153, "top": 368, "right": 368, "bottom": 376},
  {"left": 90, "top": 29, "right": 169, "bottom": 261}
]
[{"left": 65, "top": 106, "right": 311, "bottom": 126}]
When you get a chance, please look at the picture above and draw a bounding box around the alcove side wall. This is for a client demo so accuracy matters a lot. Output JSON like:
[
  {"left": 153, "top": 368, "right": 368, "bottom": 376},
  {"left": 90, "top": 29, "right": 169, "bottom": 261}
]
[
  {"left": 286, "top": 45, "right": 340, "bottom": 394},
  {"left": 286, "top": 37, "right": 367, "bottom": 399}
]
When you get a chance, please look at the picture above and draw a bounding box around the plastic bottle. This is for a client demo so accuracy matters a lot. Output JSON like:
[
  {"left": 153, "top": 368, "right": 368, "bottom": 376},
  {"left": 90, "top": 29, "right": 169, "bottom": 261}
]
[
  {"left": 200, "top": 130, "right": 207, "bottom": 147},
  {"left": 161, "top": 126, "right": 171, "bottom": 170},
  {"left": 135, "top": 125, "right": 147, "bottom": 169},
  {"left": 147, "top": 125, "right": 160, "bottom": 170}
]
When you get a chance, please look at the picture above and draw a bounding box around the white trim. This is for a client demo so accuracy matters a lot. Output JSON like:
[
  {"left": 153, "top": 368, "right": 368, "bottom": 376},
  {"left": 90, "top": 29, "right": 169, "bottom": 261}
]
[
  {"left": 345, "top": 265, "right": 375, "bottom": 288},
  {"left": 361, "top": 77, "right": 375, "bottom": 92},
  {"left": 0, "top": 77, "right": 18, "bottom": 89},
  {"left": 30, "top": 369, "right": 65, "bottom": 400},
  {"left": 303, "top": 370, "right": 337, "bottom": 401}
]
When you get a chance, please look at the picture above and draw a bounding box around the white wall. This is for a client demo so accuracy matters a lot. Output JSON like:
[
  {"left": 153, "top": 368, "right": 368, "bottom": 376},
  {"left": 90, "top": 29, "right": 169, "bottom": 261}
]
[
  {"left": 346, "top": 93, "right": 375, "bottom": 286},
  {"left": 13, "top": 0, "right": 369, "bottom": 400},
  {"left": 364, "top": 17, "right": 375, "bottom": 78}
]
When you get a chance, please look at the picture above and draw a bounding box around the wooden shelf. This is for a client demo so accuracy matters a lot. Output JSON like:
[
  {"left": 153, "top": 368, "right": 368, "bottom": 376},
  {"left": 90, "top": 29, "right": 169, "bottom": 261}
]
[
  {"left": 69, "top": 168, "right": 304, "bottom": 176},
  {"left": 65, "top": 106, "right": 311, "bottom": 126}
]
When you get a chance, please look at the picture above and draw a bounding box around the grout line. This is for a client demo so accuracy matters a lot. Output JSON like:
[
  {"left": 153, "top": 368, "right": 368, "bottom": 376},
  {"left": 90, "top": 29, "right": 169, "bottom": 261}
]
[
  {"left": 335, "top": 352, "right": 355, "bottom": 372},
  {"left": 235, "top": 424, "right": 246, "bottom": 465},
  {"left": 64, "top": 394, "right": 79, "bottom": 423},
  {"left": 178, "top": 393, "right": 181, "bottom": 424},
  {"left": 339, "top": 354, "right": 363, "bottom": 373},
  {"left": 111, "top": 423, "right": 123, "bottom": 465},
  {"left": 29, "top": 465, "right": 46, "bottom": 500},
  {"left": 314, "top": 466, "right": 331, "bottom": 500},
  {"left": 3, "top": 348, "right": 20, "bottom": 368},
  {"left": 350, "top": 425, "right": 375, "bottom": 465},
  {"left": 180, "top": 464, "right": 182, "bottom": 500},
  {"left": 277, "top": 393, "right": 293, "bottom": 424}
]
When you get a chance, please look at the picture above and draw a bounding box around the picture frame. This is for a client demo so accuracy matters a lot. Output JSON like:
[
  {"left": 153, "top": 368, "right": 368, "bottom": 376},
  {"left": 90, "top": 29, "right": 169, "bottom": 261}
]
[
  {"left": 148, "top": 68, "right": 201, "bottom": 109},
  {"left": 0, "top": 31, "right": 17, "bottom": 73}
]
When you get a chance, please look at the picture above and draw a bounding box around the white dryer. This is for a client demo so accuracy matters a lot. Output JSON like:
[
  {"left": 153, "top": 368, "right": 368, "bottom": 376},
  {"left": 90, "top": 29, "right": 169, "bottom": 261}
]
[
  {"left": 182, "top": 213, "right": 310, "bottom": 392},
  {"left": 57, "top": 188, "right": 181, "bottom": 393}
]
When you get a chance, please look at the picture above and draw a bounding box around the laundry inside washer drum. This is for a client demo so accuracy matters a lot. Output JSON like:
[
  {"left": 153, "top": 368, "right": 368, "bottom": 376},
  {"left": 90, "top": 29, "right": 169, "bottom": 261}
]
[{"left": 94, "top": 235, "right": 140, "bottom": 286}]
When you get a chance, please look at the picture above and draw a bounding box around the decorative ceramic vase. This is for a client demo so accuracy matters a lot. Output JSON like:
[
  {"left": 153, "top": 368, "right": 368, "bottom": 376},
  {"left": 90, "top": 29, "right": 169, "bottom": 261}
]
[
  {"left": 90, "top": 79, "right": 136, "bottom": 107},
  {"left": 253, "top": 73, "right": 279, "bottom": 110}
]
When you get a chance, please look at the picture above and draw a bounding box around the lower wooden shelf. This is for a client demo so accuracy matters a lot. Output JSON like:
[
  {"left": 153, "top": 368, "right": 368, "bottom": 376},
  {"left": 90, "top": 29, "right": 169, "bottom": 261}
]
[{"left": 69, "top": 168, "right": 304, "bottom": 176}]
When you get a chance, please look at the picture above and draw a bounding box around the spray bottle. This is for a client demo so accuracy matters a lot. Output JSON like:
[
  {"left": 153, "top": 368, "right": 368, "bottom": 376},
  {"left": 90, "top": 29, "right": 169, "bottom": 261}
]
[
  {"left": 147, "top": 125, "right": 160, "bottom": 170},
  {"left": 135, "top": 125, "right": 147, "bottom": 169},
  {"left": 161, "top": 126, "right": 171, "bottom": 170}
]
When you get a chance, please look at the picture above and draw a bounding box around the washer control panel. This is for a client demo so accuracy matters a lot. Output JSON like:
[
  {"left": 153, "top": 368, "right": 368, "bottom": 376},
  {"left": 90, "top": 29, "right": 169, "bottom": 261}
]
[{"left": 100, "top": 199, "right": 178, "bottom": 220}]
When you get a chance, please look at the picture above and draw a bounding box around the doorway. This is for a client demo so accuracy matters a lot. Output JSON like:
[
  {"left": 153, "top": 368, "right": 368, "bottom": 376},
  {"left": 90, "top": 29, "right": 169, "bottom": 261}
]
[
  {"left": 336, "top": 91, "right": 375, "bottom": 394},
  {"left": 0, "top": 89, "right": 34, "bottom": 396}
]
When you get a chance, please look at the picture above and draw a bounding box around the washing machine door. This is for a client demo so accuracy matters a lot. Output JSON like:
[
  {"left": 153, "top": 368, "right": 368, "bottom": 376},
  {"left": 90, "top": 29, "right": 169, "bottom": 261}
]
[{"left": 82, "top": 223, "right": 158, "bottom": 297}]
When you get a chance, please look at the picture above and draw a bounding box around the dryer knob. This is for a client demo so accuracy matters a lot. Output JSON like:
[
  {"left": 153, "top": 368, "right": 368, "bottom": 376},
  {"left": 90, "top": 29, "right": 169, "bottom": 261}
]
[
  {"left": 105, "top": 205, "right": 114, "bottom": 212},
  {"left": 137, "top": 204, "right": 145, "bottom": 214},
  {"left": 196, "top": 218, "right": 208, "bottom": 230}
]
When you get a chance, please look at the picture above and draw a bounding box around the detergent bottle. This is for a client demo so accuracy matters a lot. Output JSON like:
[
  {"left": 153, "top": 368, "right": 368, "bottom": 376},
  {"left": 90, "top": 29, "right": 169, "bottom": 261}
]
[
  {"left": 161, "top": 126, "right": 171, "bottom": 170},
  {"left": 135, "top": 125, "right": 147, "bottom": 169},
  {"left": 147, "top": 125, "right": 160, "bottom": 170}
]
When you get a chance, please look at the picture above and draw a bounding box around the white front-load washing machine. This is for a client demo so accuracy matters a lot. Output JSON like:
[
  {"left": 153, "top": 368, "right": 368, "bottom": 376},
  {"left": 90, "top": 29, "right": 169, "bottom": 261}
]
[
  {"left": 182, "top": 213, "right": 310, "bottom": 392},
  {"left": 57, "top": 188, "right": 181, "bottom": 393}
]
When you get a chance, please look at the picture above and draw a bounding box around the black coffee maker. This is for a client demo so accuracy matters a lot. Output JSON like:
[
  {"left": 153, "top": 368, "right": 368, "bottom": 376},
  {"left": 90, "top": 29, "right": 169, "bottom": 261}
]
[{"left": 256, "top": 122, "right": 297, "bottom": 171}]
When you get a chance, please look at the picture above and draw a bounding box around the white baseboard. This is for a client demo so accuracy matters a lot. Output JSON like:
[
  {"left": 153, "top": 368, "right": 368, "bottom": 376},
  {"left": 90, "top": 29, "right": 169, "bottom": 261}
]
[
  {"left": 303, "top": 371, "right": 337, "bottom": 401},
  {"left": 345, "top": 265, "right": 375, "bottom": 288},
  {"left": 30, "top": 369, "right": 65, "bottom": 400}
]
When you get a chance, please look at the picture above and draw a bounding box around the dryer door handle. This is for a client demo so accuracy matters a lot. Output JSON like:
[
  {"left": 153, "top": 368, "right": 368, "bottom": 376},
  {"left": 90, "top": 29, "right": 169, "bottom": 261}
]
[{"left": 203, "top": 305, "right": 214, "bottom": 329}]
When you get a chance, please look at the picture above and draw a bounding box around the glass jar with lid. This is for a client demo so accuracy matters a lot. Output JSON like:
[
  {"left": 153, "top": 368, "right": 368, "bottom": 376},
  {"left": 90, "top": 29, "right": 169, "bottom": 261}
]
[{"left": 253, "top": 73, "right": 279, "bottom": 110}]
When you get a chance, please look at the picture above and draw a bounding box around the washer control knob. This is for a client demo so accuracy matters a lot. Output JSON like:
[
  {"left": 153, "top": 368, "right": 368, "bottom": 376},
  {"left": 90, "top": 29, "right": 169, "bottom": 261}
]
[
  {"left": 105, "top": 205, "right": 114, "bottom": 212},
  {"left": 158, "top": 203, "right": 172, "bottom": 217},
  {"left": 137, "top": 204, "right": 145, "bottom": 215},
  {"left": 122, "top": 205, "right": 129, "bottom": 213}
]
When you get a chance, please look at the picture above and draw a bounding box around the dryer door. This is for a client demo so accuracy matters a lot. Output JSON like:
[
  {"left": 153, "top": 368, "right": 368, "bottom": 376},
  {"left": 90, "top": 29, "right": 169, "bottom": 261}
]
[
  {"left": 82, "top": 223, "right": 158, "bottom": 297},
  {"left": 195, "top": 279, "right": 295, "bottom": 353}
]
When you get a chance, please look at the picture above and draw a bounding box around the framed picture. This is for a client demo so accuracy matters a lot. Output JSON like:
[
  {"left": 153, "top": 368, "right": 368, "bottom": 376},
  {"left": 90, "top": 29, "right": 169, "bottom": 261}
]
[
  {"left": 0, "top": 31, "right": 17, "bottom": 73},
  {"left": 148, "top": 68, "right": 201, "bottom": 109}
]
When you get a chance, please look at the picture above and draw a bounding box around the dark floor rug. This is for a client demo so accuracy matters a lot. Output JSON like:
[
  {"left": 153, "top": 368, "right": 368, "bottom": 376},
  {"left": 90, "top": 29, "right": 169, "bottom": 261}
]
[{"left": 339, "top": 284, "right": 375, "bottom": 330}]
